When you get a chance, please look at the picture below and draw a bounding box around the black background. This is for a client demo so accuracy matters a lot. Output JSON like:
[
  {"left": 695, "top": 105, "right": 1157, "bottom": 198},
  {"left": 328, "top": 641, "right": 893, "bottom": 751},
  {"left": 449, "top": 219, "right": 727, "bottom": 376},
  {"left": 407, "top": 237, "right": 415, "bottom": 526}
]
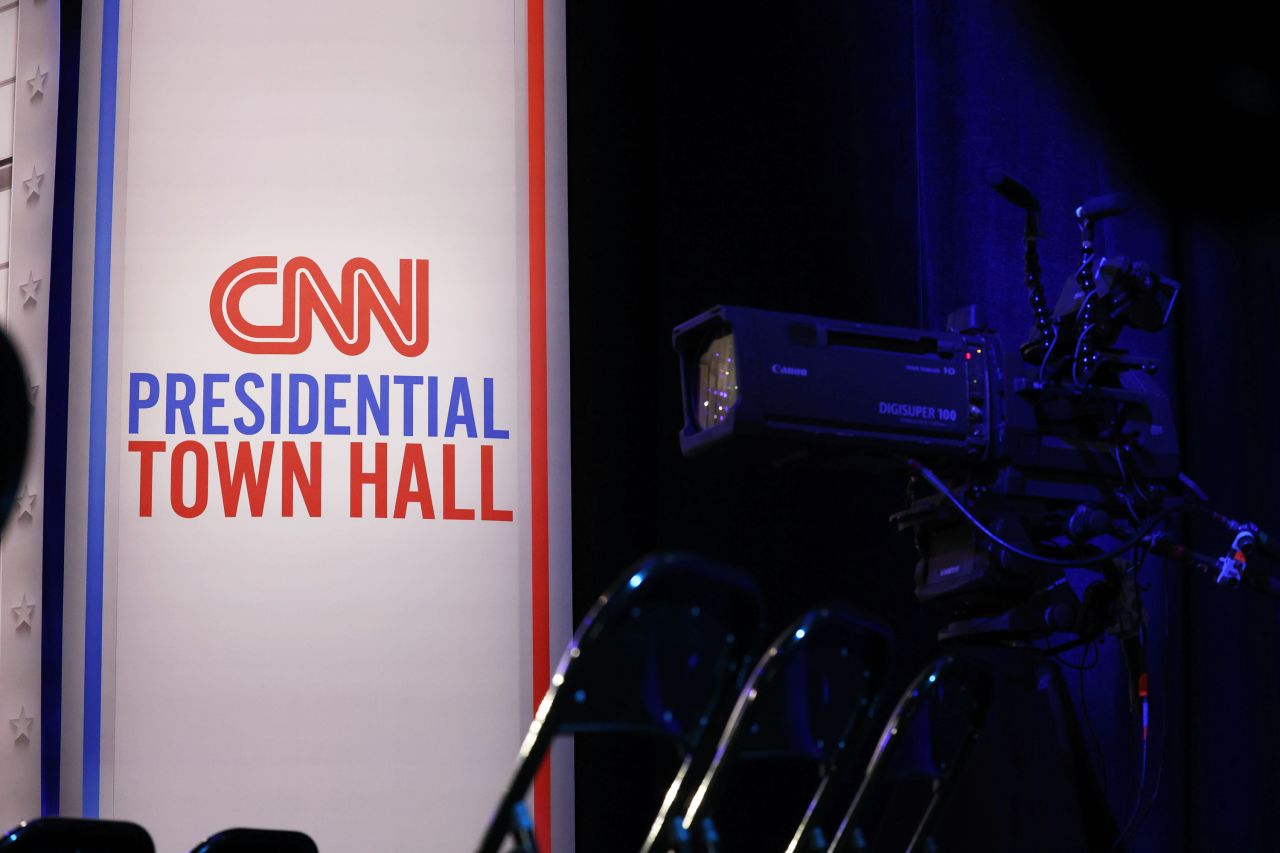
[{"left": 565, "top": 3, "right": 1280, "bottom": 851}]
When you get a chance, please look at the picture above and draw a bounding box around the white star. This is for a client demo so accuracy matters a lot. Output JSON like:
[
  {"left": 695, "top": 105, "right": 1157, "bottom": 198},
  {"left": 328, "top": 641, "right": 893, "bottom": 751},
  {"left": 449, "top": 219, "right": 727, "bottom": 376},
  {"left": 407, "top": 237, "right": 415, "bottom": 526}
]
[
  {"left": 22, "top": 167, "right": 44, "bottom": 200},
  {"left": 11, "top": 595, "right": 34, "bottom": 630},
  {"left": 19, "top": 271, "right": 41, "bottom": 307},
  {"left": 15, "top": 486, "right": 36, "bottom": 521},
  {"left": 9, "top": 707, "right": 33, "bottom": 743},
  {"left": 26, "top": 65, "right": 48, "bottom": 100}
]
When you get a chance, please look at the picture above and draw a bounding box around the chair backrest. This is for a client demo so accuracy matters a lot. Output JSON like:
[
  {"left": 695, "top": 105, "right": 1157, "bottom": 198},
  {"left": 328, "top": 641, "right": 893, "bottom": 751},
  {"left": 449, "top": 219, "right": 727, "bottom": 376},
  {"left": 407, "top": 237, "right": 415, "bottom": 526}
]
[
  {"left": 668, "top": 605, "right": 893, "bottom": 853},
  {"left": 0, "top": 328, "right": 30, "bottom": 529},
  {"left": 476, "top": 551, "right": 765, "bottom": 853},
  {"left": 828, "top": 655, "right": 993, "bottom": 853},
  {"left": 0, "top": 817, "right": 155, "bottom": 852},
  {"left": 190, "top": 828, "right": 318, "bottom": 853}
]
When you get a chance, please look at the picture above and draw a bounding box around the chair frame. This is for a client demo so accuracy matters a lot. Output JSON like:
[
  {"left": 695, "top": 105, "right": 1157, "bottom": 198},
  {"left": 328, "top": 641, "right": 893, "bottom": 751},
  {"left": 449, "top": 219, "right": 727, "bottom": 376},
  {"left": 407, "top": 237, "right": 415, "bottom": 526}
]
[
  {"left": 476, "top": 552, "right": 764, "bottom": 853},
  {"left": 828, "top": 655, "right": 993, "bottom": 853},
  {"left": 658, "top": 604, "right": 893, "bottom": 853}
]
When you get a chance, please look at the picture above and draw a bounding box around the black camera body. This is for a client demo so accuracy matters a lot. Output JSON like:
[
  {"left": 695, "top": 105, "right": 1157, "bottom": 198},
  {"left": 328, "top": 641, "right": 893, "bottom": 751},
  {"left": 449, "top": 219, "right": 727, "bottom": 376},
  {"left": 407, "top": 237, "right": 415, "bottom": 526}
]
[
  {"left": 674, "top": 241, "right": 1181, "bottom": 630},
  {"left": 674, "top": 177, "right": 1186, "bottom": 633},
  {"left": 675, "top": 302, "right": 1177, "bottom": 477},
  {"left": 674, "top": 305, "right": 996, "bottom": 468}
]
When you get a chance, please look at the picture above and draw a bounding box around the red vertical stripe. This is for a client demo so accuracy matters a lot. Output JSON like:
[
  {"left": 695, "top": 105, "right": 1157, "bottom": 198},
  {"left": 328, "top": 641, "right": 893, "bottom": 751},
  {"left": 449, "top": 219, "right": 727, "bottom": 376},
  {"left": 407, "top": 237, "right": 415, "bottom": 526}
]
[{"left": 527, "top": 0, "right": 553, "bottom": 850}]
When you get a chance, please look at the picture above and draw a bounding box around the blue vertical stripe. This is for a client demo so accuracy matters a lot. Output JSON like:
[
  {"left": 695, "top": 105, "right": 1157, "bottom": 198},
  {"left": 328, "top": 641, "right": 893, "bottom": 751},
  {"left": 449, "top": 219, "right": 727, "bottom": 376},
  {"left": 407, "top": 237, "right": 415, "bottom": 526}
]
[
  {"left": 83, "top": 0, "right": 120, "bottom": 818},
  {"left": 42, "top": 0, "right": 86, "bottom": 815}
]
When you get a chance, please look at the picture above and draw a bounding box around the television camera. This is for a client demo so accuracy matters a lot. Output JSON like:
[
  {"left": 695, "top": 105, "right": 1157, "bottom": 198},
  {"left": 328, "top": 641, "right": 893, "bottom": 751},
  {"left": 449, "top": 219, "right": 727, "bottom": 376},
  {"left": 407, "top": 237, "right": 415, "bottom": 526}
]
[{"left": 673, "top": 171, "right": 1279, "bottom": 648}]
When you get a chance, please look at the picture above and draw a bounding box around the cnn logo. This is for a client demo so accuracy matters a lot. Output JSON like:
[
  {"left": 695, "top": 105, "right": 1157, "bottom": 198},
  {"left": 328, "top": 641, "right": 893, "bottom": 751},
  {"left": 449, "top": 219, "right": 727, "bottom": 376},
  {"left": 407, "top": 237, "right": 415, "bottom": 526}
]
[{"left": 210, "top": 255, "right": 429, "bottom": 356}]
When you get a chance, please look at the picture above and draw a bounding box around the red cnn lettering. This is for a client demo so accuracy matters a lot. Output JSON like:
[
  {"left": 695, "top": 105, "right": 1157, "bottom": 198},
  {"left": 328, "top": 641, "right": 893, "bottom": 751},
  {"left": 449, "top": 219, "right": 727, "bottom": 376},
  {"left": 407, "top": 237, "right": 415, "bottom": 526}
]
[
  {"left": 481, "top": 444, "right": 513, "bottom": 521},
  {"left": 215, "top": 442, "right": 274, "bottom": 517},
  {"left": 394, "top": 443, "right": 436, "bottom": 519},
  {"left": 129, "top": 440, "right": 166, "bottom": 517},
  {"left": 171, "top": 441, "right": 209, "bottom": 519},
  {"left": 210, "top": 256, "right": 429, "bottom": 356},
  {"left": 350, "top": 442, "right": 388, "bottom": 518},
  {"left": 283, "top": 442, "right": 323, "bottom": 517},
  {"left": 442, "top": 443, "right": 475, "bottom": 520}
]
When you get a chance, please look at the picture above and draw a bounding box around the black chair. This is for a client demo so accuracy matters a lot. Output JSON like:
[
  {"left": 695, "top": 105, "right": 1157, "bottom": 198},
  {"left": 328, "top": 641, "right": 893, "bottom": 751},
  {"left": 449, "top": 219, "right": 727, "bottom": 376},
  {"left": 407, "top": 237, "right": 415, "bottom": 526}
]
[
  {"left": 0, "top": 817, "right": 154, "bottom": 852},
  {"left": 475, "top": 552, "right": 765, "bottom": 853},
  {"left": 828, "top": 655, "right": 994, "bottom": 853},
  {"left": 190, "top": 828, "right": 318, "bottom": 853},
  {"left": 0, "top": 328, "right": 30, "bottom": 528},
  {"left": 654, "top": 605, "right": 893, "bottom": 853}
]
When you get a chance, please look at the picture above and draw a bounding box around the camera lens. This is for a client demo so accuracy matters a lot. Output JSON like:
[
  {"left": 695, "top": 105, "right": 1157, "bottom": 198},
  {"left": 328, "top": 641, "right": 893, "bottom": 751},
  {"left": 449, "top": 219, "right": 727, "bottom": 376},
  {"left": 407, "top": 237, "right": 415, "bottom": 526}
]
[{"left": 696, "top": 330, "right": 738, "bottom": 431}]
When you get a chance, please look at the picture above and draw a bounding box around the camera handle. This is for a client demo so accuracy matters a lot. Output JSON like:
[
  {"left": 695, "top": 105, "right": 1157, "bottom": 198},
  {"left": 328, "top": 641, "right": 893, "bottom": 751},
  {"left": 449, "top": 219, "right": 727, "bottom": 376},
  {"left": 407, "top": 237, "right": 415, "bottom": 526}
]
[
  {"left": 987, "top": 170, "right": 1054, "bottom": 354},
  {"left": 1072, "top": 193, "right": 1133, "bottom": 383}
]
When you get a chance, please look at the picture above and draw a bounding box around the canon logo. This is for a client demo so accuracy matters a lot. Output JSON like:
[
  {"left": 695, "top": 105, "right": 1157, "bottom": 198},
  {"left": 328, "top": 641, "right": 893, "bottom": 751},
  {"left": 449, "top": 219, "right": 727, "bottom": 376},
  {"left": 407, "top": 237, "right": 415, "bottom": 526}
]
[
  {"left": 210, "top": 255, "right": 429, "bottom": 356},
  {"left": 770, "top": 363, "right": 808, "bottom": 377}
]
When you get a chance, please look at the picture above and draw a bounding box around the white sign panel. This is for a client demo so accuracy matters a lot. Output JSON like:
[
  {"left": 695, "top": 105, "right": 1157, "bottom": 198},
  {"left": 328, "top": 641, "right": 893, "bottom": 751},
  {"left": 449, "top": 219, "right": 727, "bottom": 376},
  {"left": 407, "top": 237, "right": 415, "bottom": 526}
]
[{"left": 61, "top": 2, "right": 570, "bottom": 850}]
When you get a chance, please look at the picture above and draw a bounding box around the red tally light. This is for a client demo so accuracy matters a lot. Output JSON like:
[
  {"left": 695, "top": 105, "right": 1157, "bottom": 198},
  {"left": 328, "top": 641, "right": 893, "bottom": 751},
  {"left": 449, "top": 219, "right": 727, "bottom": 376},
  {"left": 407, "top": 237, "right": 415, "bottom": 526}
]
[{"left": 964, "top": 352, "right": 973, "bottom": 360}]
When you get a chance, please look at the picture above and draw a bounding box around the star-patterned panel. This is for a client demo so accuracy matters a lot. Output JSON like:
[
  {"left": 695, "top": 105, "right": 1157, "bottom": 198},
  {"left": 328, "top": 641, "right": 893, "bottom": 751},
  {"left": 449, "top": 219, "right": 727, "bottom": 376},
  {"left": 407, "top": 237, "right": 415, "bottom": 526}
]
[
  {"left": 9, "top": 594, "right": 33, "bottom": 631},
  {"left": 1, "top": 0, "right": 60, "bottom": 826}
]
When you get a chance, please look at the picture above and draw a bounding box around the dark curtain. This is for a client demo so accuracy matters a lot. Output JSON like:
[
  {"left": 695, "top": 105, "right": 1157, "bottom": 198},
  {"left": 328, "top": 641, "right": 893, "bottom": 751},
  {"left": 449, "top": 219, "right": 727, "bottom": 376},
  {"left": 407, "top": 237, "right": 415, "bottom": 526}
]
[
  {"left": 1176, "top": 227, "right": 1280, "bottom": 851},
  {"left": 566, "top": 2, "right": 1278, "bottom": 850}
]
